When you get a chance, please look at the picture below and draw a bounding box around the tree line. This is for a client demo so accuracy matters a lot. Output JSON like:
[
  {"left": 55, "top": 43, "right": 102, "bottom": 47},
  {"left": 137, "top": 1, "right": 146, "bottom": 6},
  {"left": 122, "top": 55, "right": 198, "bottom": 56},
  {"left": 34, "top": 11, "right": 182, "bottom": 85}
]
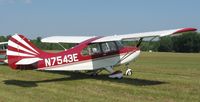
[
  {"left": 0, "top": 32, "right": 199, "bottom": 53},
  {"left": 141, "top": 32, "right": 200, "bottom": 53}
]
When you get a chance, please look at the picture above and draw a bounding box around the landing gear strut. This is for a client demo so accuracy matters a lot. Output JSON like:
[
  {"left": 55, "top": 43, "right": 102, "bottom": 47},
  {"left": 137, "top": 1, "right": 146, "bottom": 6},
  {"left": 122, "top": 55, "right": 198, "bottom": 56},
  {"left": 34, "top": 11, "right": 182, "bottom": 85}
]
[{"left": 125, "top": 63, "right": 132, "bottom": 76}]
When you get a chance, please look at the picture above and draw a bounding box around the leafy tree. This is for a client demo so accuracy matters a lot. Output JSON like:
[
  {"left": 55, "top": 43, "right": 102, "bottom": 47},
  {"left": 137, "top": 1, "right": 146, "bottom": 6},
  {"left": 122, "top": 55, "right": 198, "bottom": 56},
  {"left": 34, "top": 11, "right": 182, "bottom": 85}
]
[
  {"left": 141, "top": 41, "right": 159, "bottom": 51},
  {"left": 158, "top": 36, "right": 173, "bottom": 52},
  {"left": 0, "top": 36, "right": 7, "bottom": 42},
  {"left": 173, "top": 32, "right": 200, "bottom": 52}
]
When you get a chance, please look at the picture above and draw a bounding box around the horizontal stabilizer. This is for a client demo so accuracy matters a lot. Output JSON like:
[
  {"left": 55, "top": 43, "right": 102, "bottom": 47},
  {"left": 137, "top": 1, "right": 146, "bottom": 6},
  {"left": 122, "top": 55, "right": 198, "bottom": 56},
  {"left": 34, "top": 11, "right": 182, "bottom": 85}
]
[{"left": 16, "top": 58, "right": 42, "bottom": 65}]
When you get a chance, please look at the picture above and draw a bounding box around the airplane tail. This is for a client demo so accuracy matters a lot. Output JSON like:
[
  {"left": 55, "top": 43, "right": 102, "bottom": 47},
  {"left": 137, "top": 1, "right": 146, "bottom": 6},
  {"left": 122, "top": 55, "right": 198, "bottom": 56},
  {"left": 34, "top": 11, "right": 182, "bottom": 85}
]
[{"left": 6, "top": 34, "right": 44, "bottom": 70}]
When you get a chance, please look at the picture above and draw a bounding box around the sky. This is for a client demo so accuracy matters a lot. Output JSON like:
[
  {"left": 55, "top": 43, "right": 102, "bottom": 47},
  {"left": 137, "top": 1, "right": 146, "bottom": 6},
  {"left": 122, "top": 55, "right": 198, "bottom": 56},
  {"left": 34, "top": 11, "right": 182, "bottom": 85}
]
[{"left": 0, "top": 0, "right": 199, "bottom": 38}]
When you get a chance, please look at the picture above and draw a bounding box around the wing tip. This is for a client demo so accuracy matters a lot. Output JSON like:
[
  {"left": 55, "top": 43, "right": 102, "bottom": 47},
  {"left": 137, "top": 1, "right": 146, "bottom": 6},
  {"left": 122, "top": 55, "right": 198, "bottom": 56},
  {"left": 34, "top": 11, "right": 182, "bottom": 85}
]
[{"left": 173, "top": 28, "right": 197, "bottom": 34}]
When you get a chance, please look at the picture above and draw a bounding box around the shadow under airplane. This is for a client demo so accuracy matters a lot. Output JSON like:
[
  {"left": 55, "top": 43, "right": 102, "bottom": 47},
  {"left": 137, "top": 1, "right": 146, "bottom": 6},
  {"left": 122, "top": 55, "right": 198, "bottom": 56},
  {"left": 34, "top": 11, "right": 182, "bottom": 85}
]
[{"left": 3, "top": 71, "right": 168, "bottom": 87}]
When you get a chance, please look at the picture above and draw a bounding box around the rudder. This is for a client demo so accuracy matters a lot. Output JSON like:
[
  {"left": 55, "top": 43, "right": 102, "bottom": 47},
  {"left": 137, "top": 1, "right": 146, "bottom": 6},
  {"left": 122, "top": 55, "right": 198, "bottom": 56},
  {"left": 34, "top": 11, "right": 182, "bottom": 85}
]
[{"left": 6, "top": 34, "right": 43, "bottom": 69}]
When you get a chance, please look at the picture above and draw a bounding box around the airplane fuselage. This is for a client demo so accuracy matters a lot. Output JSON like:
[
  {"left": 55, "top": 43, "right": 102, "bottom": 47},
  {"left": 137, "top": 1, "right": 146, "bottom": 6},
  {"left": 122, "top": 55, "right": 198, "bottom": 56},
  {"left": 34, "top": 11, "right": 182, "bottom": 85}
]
[
  {"left": 40, "top": 37, "right": 140, "bottom": 71},
  {"left": 9, "top": 36, "right": 140, "bottom": 71}
]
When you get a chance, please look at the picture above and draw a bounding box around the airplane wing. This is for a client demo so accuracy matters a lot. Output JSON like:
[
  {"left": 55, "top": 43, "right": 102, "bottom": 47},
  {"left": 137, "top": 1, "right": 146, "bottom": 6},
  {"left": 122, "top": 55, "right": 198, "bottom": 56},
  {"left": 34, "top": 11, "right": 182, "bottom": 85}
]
[
  {"left": 92, "top": 28, "right": 197, "bottom": 43},
  {"left": 41, "top": 36, "right": 94, "bottom": 43},
  {"left": 41, "top": 28, "right": 197, "bottom": 43}
]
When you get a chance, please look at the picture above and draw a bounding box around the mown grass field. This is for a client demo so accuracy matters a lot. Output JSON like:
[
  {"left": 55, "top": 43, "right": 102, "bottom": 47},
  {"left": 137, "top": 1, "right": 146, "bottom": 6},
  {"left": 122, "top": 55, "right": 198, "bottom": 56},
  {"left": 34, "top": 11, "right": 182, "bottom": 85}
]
[{"left": 0, "top": 52, "right": 200, "bottom": 102}]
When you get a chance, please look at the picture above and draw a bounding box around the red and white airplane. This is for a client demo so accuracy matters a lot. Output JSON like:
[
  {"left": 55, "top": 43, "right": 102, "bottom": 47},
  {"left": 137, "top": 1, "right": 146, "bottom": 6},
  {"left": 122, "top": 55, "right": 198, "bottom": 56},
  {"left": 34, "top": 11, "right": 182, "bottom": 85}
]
[{"left": 6, "top": 28, "right": 197, "bottom": 78}]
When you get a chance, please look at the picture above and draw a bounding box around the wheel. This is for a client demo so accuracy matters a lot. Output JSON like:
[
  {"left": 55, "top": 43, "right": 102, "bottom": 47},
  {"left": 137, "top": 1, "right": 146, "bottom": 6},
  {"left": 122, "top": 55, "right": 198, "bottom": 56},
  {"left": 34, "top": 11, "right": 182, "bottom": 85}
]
[{"left": 125, "top": 69, "right": 132, "bottom": 76}]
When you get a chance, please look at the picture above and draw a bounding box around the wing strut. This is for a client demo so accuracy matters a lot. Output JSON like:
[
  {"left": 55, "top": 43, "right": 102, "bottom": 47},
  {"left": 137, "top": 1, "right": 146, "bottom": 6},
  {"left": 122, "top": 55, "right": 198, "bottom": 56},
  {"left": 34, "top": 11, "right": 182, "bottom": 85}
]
[
  {"left": 57, "top": 43, "right": 67, "bottom": 51},
  {"left": 136, "top": 38, "right": 143, "bottom": 47},
  {"left": 136, "top": 36, "right": 158, "bottom": 48}
]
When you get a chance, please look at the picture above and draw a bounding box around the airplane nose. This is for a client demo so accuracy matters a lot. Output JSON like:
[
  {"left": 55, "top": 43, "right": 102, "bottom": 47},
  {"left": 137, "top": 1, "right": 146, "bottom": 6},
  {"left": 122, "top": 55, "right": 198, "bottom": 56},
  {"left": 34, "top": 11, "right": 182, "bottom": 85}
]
[
  {"left": 135, "top": 49, "right": 141, "bottom": 59},
  {"left": 119, "top": 49, "right": 141, "bottom": 64}
]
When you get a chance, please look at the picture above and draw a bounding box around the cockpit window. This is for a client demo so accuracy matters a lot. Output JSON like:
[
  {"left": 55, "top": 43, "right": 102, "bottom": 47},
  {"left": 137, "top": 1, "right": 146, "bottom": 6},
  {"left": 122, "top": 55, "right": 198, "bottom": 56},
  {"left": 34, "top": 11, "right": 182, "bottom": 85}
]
[
  {"left": 81, "top": 43, "right": 101, "bottom": 56},
  {"left": 82, "top": 41, "right": 122, "bottom": 56},
  {"left": 101, "top": 42, "right": 117, "bottom": 53},
  {"left": 108, "top": 42, "right": 117, "bottom": 51},
  {"left": 101, "top": 43, "right": 109, "bottom": 53},
  {"left": 115, "top": 41, "right": 123, "bottom": 49}
]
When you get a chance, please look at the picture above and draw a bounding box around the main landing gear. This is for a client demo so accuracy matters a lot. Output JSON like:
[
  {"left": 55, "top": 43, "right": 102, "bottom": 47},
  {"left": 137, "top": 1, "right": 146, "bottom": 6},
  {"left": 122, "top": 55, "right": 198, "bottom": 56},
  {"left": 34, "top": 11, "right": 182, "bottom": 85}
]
[
  {"left": 105, "top": 66, "right": 123, "bottom": 79},
  {"left": 125, "top": 63, "right": 133, "bottom": 76},
  {"left": 91, "top": 64, "right": 133, "bottom": 79},
  {"left": 104, "top": 63, "right": 133, "bottom": 79}
]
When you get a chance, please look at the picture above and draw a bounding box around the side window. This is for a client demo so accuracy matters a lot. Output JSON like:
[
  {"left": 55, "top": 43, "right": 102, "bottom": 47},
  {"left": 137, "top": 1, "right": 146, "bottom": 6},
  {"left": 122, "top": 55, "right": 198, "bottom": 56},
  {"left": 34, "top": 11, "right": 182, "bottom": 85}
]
[
  {"left": 89, "top": 44, "right": 101, "bottom": 55},
  {"left": 82, "top": 47, "right": 89, "bottom": 56},
  {"left": 101, "top": 43, "right": 110, "bottom": 53},
  {"left": 101, "top": 42, "right": 117, "bottom": 53},
  {"left": 115, "top": 41, "right": 123, "bottom": 49},
  {"left": 107, "top": 42, "right": 117, "bottom": 51},
  {"left": 81, "top": 43, "right": 101, "bottom": 56}
]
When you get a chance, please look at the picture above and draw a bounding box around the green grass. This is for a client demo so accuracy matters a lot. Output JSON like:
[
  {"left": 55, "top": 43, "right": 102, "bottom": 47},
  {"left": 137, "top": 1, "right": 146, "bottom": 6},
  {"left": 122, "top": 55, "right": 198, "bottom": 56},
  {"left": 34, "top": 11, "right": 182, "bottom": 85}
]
[{"left": 0, "top": 52, "right": 200, "bottom": 102}]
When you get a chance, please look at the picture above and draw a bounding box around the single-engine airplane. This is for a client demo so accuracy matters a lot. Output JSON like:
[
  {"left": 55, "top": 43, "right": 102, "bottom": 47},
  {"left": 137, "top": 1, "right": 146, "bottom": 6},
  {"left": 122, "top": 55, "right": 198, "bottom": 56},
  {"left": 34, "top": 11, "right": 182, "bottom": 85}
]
[
  {"left": 6, "top": 28, "right": 197, "bottom": 78},
  {"left": 0, "top": 42, "right": 8, "bottom": 64}
]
